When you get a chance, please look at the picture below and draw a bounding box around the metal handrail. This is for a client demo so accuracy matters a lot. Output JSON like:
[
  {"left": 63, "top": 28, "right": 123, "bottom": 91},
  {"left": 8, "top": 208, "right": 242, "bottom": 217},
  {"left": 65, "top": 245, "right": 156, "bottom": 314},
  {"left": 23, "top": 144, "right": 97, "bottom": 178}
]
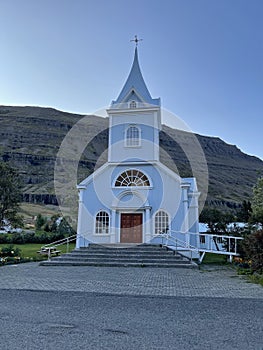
[
  {"left": 154, "top": 232, "right": 199, "bottom": 262},
  {"left": 41, "top": 230, "right": 243, "bottom": 262},
  {"left": 154, "top": 230, "right": 243, "bottom": 263},
  {"left": 41, "top": 234, "right": 77, "bottom": 260},
  {"left": 155, "top": 231, "right": 199, "bottom": 251},
  {"left": 198, "top": 233, "right": 243, "bottom": 255}
]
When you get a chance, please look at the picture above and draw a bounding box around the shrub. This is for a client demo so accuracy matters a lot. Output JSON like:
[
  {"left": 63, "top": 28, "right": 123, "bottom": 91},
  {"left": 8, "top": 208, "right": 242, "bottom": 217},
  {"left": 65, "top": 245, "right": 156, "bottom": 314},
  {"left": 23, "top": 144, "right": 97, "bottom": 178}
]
[
  {"left": 11, "top": 232, "right": 26, "bottom": 244},
  {"left": 0, "top": 233, "right": 10, "bottom": 244},
  {"left": 242, "top": 230, "right": 263, "bottom": 274},
  {"left": 0, "top": 244, "right": 21, "bottom": 257},
  {"left": 35, "top": 214, "right": 46, "bottom": 230}
]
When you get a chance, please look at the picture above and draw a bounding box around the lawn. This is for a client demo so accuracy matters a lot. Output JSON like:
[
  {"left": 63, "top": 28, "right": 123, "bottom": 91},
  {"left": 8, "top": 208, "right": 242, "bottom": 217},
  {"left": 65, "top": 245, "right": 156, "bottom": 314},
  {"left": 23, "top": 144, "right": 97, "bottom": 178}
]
[
  {"left": 0, "top": 243, "right": 76, "bottom": 260},
  {"left": 201, "top": 252, "right": 229, "bottom": 264}
]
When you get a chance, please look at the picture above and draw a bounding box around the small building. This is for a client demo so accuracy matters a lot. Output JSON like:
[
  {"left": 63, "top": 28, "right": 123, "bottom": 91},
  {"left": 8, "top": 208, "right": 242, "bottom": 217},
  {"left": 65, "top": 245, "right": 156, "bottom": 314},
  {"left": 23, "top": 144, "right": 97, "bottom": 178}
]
[{"left": 76, "top": 47, "right": 200, "bottom": 249}]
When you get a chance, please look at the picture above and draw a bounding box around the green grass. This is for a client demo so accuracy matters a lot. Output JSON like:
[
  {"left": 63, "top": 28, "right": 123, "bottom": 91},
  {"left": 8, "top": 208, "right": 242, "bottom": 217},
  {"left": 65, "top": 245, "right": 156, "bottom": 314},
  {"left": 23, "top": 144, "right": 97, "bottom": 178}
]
[
  {"left": 0, "top": 243, "right": 75, "bottom": 260},
  {"left": 237, "top": 267, "right": 263, "bottom": 286},
  {"left": 202, "top": 252, "right": 228, "bottom": 264},
  {"left": 248, "top": 274, "right": 263, "bottom": 286}
]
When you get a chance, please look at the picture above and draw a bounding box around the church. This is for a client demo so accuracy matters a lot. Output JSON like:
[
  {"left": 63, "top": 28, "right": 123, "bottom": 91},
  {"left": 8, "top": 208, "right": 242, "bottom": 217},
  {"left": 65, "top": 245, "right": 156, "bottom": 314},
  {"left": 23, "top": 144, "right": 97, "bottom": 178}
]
[{"left": 76, "top": 45, "right": 200, "bottom": 250}]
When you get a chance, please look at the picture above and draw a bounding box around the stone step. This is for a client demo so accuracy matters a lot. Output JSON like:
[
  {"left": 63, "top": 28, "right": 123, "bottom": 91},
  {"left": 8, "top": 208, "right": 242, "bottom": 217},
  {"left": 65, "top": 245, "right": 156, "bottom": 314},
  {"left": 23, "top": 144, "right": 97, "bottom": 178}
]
[
  {"left": 39, "top": 244, "right": 197, "bottom": 268},
  {"left": 67, "top": 251, "right": 177, "bottom": 257},
  {"left": 74, "top": 247, "right": 175, "bottom": 253},
  {"left": 80, "top": 247, "right": 170, "bottom": 252},
  {"left": 87, "top": 244, "right": 162, "bottom": 249},
  {"left": 50, "top": 257, "right": 188, "bottom": 264},
  {"left": 55, "top": 255, "right": 183, "bottom": 261},
  {"left": 40, "top": 261, "right": 196, "bottom": 268}
]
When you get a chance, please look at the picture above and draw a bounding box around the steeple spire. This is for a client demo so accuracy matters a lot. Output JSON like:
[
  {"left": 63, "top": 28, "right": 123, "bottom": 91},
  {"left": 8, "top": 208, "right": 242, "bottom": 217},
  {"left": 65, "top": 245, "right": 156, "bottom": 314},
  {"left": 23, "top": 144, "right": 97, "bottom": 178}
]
[
  {"left": 130, "top": 35, "right": 143, "bottom": 47},
  {"left": 111, "top": 45, "right": 160, "bottom": 106}
]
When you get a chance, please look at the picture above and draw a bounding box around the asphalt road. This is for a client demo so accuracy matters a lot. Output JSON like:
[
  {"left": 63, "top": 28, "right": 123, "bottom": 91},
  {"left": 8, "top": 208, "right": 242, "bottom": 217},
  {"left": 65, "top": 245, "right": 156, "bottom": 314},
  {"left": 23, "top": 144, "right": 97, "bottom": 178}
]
[{"left": 0, "top": 289, "right": 262, "bottom": 350}]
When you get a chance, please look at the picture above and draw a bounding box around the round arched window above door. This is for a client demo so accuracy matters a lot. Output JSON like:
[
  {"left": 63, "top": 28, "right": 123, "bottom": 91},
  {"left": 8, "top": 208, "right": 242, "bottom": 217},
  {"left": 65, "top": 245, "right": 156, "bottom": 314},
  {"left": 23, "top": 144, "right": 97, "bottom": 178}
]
[{"left": 115, "top": 169, "right": 150, "bottom": 187}]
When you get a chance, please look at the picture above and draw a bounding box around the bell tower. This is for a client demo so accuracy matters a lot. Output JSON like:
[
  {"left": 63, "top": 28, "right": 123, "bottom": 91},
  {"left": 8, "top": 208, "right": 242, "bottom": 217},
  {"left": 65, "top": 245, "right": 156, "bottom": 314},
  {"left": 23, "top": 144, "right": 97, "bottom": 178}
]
[{"left": 107, "top": 44, "right": 161, "bottom": 164}]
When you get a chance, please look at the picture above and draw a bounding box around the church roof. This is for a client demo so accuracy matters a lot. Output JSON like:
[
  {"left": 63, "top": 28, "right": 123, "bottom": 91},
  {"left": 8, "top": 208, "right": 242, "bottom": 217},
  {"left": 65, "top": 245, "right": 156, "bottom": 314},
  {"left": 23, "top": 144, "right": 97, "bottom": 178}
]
[{"left": 112, "top": 47, "right": 160, "bottom": 106}]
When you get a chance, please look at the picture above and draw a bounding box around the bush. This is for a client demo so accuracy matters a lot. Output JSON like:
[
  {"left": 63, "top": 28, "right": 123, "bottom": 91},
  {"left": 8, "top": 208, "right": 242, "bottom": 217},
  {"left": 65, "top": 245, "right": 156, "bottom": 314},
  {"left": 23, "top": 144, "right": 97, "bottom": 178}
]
[
  {"left": 0, "top": 244, "right": 21, "bottom": 257},
  {"left": 242, "top": 230, "right": 263, "bottom": 274},
  {"left": 35, "top": 214, "right": 46, "bottom": 230},
  {"left": 11, "top": 232, "right": 26, "bottom": 244},
  {"left": 0, "top": 233, "right": 10, "bottom": 244},
  {"left": 1, "top": 230, "right": 70, "bottom": 245}
]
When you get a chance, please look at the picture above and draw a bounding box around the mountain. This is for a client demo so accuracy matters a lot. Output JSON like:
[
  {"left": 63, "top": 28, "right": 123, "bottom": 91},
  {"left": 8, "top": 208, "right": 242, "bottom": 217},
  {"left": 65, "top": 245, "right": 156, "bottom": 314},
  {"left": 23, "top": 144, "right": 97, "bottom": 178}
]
[{"left": 0, "top": 106, "right": 262, "bottom": 210}]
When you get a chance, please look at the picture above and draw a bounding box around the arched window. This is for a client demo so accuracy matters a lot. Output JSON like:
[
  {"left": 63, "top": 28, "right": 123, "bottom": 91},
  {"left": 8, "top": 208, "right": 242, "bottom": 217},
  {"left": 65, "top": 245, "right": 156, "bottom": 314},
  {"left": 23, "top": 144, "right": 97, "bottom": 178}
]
[
  {"left": 129, "top": 100, "right": 137, "bottom": 109},
  {"left": 115, "top": 169, "right": 150, "bottom": 187},
  {"left": 126, "top": 125, "right": 140, "bottom": 147},
  {"left": 155, "top": 211, "right": 169, "bottom": 234},
  {"left": 95, "top": 211, "right": 109, "bottom": 234}
]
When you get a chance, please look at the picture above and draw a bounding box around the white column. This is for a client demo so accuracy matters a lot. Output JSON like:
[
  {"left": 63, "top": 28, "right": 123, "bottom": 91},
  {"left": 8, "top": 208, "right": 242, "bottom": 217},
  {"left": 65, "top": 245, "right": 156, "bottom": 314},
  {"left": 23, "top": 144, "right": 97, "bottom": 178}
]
[
  {"left": 111, "top": 209, "right": 116, "bottom": 243},
  {"left": 76, "top": 186, "right": 86, "bottom": 248},
  {"left": 145, "top": 207, "right": 151, "bottom": 243},
  {"left": 181, "top": 183, "right": 190, "bottom": 246},
  {"left": 189, "top": 192, "right": 201, "bottom": 248}
]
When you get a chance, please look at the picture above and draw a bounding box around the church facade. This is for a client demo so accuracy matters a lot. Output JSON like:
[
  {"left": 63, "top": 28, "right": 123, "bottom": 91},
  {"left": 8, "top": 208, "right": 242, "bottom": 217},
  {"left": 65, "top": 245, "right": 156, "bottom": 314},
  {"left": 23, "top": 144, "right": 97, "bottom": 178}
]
[{"left": 76, "top": 47, "right": 200, "bottom": 250}]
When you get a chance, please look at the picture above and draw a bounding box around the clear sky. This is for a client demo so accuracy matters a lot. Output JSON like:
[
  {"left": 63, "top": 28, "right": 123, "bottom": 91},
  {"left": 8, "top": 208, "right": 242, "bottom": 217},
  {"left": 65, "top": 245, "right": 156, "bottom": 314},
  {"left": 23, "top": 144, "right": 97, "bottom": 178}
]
[{"left": 0, "top": 0, "right": 262, "bottom": 160}]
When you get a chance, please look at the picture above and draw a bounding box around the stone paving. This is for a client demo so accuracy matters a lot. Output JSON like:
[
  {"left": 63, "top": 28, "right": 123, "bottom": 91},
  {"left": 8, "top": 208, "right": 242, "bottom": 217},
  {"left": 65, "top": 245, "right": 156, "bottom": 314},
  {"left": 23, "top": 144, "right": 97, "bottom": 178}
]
[{"left": 0, "top": 262, "right": 263, "bottom": 299}]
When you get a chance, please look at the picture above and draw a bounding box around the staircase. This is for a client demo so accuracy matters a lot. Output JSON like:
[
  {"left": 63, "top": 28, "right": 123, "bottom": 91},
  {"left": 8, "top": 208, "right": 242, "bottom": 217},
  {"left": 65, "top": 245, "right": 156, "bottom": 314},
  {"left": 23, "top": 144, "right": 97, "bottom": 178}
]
[{"left": 39, "top": 244, "right": 197, "bottom": 268}]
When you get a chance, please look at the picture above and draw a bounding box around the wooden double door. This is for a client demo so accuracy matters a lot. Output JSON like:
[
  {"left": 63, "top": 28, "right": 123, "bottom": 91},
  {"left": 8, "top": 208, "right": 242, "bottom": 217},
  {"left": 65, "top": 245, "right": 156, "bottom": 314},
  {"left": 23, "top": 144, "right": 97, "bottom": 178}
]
[{"left": 120, "top": 213, "right": 143, "bottom": 243}]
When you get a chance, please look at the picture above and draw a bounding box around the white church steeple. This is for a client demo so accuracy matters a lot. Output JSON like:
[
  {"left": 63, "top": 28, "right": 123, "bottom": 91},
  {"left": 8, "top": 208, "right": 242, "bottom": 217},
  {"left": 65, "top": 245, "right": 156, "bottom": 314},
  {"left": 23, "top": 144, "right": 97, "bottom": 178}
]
[
  {"left": 112, "top": 47, "right": 160, "bottom": 107},
  {"left": 107, "top": 44, "right": 161, "bottom": 163}
]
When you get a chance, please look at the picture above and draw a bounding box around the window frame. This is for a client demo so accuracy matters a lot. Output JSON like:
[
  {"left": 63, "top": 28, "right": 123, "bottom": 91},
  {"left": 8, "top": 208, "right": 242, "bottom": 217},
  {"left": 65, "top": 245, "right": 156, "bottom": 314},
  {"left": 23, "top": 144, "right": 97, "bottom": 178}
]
[
  {"left": 125, "top": 124, "right": 141, "bottom": 148},
  {"left": 129, "top": 100, "right": 137, "bottom": 109},
  {"left": 154, "top": 210, "right": 170, "bottom": 235},
  {"left": 95, "top": 210, "right": 110, "bottom": 235},
  {"left": 114, "top": 169, "right": 151, "bottom": 188}
]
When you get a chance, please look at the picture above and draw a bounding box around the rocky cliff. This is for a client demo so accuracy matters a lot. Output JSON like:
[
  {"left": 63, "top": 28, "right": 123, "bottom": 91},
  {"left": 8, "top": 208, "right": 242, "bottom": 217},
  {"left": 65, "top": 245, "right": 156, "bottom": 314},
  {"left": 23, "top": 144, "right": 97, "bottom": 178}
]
[{"left": 0, "top": 106, "right": 262, "bottom": 209}]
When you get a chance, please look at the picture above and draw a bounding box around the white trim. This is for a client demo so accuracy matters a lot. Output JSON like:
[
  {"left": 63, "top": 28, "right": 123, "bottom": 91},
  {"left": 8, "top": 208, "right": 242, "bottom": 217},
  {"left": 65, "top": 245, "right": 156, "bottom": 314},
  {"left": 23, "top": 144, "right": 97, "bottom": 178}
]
[
  {"left": 119, "top": 87, "right": 144, "bottom": 105},
  {"left": 129, "top": 100, "right": 137, "bottom": 109},
  {"left": 78, "top": 161, "right": 194, "bottom": 197},
  {"left": 154, "top": 209, "right": 170, "bottom": 235},
  {"left": 125, "top": 124, "right": 141, "bottom": 147},
  {"left": 94, "top": 210, "right": 110, "bottom": 235},
  {"left": 78, "top": 161, "right": 184, "bottom": 189},
  {"left": 77, "top": 162, "right": 110, "bottom": 187},
  {"left": 107, "top": 106, "right": 160, "bottom": 115},
  {"left": 111, "top": 189, "right": 151, "bottom": 210},
  {"left": 108, "top": 110, "right": 113, "bottom": 162},
  {"left": 112, "top": 168, "right": 152, "bottom": 188}
]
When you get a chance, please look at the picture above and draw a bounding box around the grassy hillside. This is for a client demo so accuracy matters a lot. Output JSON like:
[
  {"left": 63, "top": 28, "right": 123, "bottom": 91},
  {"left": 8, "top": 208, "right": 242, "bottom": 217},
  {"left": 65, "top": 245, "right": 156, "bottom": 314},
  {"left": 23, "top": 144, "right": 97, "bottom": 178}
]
[{"left": 0, "top": 105, "right": 262, "bottom": 211}]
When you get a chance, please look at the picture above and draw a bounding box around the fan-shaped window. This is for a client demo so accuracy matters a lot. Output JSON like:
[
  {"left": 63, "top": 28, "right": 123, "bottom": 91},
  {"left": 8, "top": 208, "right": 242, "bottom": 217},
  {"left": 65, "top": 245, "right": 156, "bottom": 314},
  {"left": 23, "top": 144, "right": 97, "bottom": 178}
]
[
  {"left": 129, "top": 100, "right": 137, "bottom": 109},
  {"left": 95, "top": 211, "right": 109, "bottom": 234},
  {"left": 155, "top": 211, "right": 169, "bottom": 234},
  {"left": 126, "top": 125, "right": 140, "bottom": 147},
  {"left": 115, "top": 170, "right": 150, "bottom": 187}
]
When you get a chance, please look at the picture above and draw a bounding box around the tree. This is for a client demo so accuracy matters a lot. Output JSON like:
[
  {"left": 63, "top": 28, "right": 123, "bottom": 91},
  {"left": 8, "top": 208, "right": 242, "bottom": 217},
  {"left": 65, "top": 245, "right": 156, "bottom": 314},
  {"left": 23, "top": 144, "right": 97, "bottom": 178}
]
[
  {"left": 199, "top": 207, "right": 234, "bottom": 234},
  {"left": 35, "top": 213, "right": 46, "bottom": 230},
  {"left": 242, "top": 230, "right": 263, "bottom": 273},
  {"left": 251, "top": 177, "right": 263, "bottom": 226},
  {"left": 237, "top": 200, "right": 252, "bottom": 223},
  {"left": 0, "top": 162, "right": 22, "bottom": 226},
  {"left": 57, "top": 217, "right": 76, "bottom": 235}
]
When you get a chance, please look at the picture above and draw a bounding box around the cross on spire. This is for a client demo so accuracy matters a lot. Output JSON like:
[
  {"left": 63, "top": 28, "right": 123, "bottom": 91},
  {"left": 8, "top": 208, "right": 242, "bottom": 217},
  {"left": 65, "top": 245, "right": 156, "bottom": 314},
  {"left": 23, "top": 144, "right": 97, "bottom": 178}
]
[{"left": 130, "top": 35, "right": 143, "bottom": 47}]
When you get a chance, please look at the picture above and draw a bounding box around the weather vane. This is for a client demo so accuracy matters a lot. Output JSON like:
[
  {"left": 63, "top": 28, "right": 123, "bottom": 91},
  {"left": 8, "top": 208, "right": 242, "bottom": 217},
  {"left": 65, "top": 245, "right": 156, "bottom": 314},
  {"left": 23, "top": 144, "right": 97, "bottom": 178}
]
[{"left": 130, "top": 35, "right": 143, "bottom": 47}]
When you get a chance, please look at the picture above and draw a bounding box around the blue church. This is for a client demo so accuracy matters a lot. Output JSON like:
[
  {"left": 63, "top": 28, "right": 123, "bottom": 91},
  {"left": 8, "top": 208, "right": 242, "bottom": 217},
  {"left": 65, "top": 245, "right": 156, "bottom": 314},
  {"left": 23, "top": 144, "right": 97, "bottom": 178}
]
[{"left": 76, "top": 47, "right": 200, "bottom": 250}]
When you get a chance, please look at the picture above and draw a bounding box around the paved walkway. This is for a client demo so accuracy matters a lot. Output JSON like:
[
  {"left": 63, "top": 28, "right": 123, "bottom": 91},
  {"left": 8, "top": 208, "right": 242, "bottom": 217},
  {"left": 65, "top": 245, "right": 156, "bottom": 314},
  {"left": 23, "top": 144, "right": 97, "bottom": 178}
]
[{"left": 0, "top": 263, "right": 263, "bottom": 298}]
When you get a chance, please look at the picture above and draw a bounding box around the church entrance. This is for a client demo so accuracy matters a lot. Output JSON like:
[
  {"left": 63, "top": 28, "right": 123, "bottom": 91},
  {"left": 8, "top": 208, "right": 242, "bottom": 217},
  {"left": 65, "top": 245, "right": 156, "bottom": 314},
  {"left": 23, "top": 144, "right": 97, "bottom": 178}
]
[{"left": 120, "top": 213, "right": 143, "bottom": 243}]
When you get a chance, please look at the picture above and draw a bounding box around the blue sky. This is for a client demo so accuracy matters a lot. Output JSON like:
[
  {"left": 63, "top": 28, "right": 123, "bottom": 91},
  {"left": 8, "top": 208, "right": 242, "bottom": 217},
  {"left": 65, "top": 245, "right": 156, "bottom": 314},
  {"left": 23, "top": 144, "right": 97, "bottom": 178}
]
[{"left": 0, "top": 0, "right": 262, "bottom": 160}]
